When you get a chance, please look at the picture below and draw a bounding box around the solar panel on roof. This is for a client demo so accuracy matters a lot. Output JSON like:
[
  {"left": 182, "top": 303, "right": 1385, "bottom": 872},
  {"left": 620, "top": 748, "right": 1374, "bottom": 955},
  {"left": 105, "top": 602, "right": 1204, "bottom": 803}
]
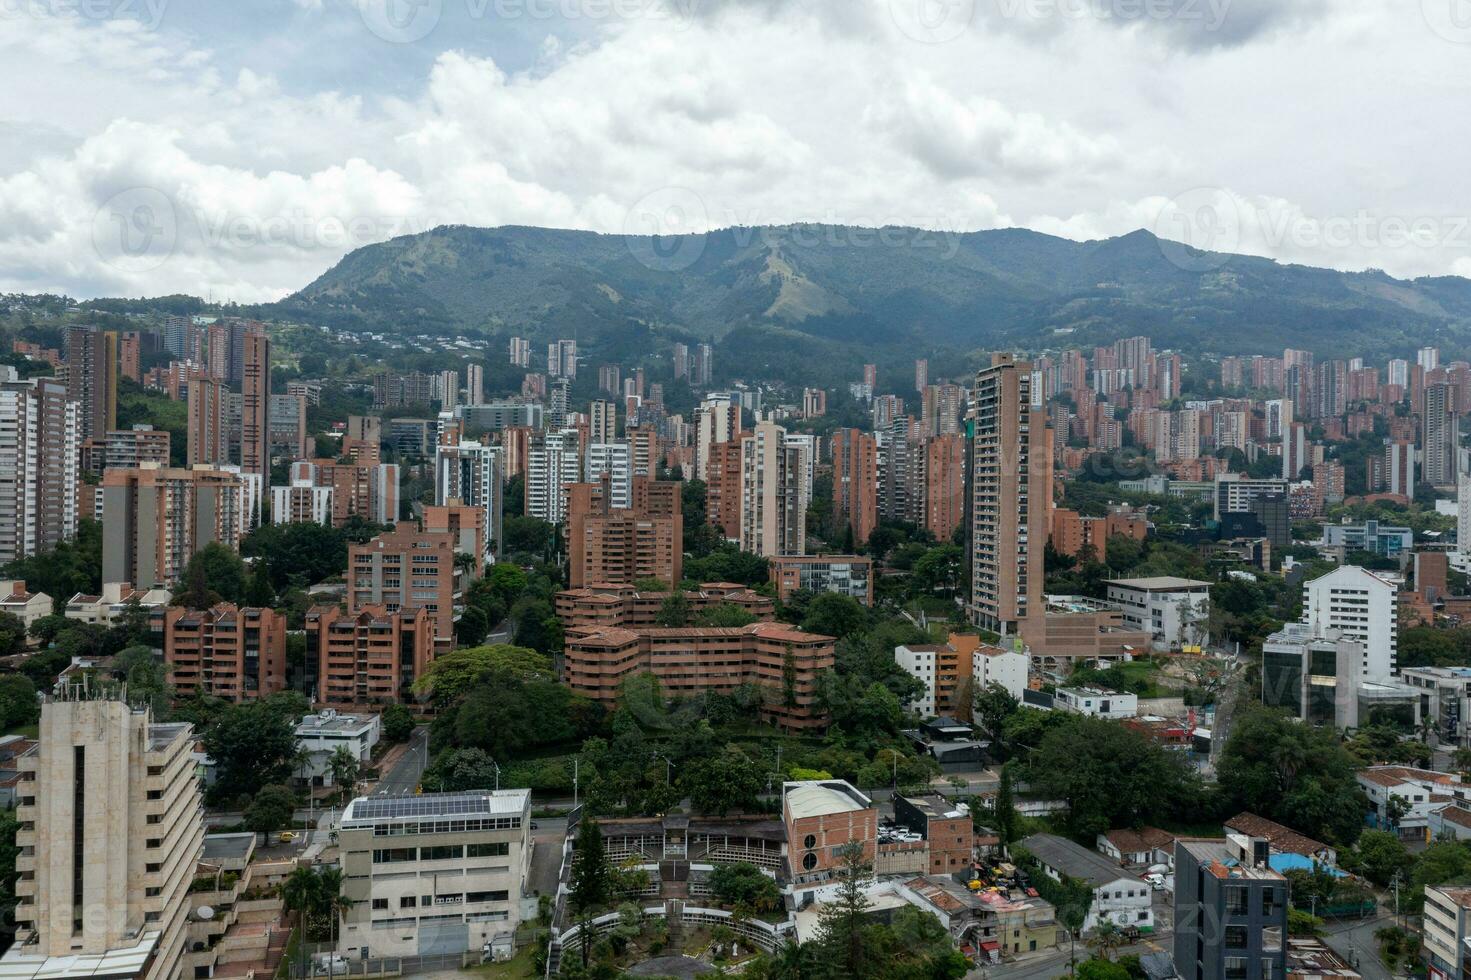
[{"left": 349, "top": 793, "right": 496, "bottom": 820}]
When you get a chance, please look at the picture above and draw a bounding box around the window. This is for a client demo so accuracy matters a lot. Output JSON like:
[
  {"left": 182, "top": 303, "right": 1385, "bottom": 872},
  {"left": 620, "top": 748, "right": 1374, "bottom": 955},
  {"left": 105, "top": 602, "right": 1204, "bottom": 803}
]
[
  {"left": 802, "top": 852, "right": 817, "bottom": 871},
  {"left": 371, "top": 899, "right": 388, "bottom": 911},
  {"left": 1262, "top": 887, "right": 1281, "bottom": 917},
  {"left": 420, "top": 845, "right": 463, "bottom": 861},
  {"left": 466, "top": 890, "right": 509, "bottom": 903},
  {"left": 372, "top": 848, "right": 417, "bottom": 864},
  {"left": 803, "top": 834, "right": 816, "bottom": 849},
  {"left": 399, "top": 896, "right": 417, "bottom": 908},
  {"left": 1225, "top": 885, "right": 1249, "bottom": 915},
  {"left": 1224, "top": 925, "right": 1248, "bottom": 949},
  {"left": 467, "top": 842, "right": 509, "bottom": 858},
  {"left": 1224, "top": 957, "right": 1247, "bottom": 980}
]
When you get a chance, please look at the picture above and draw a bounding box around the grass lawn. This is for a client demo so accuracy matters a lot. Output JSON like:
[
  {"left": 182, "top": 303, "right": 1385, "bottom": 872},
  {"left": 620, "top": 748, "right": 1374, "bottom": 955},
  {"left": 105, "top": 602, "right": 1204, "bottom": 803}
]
[{"left": 463, "top": 945, "right": 538, "bottom": 979}]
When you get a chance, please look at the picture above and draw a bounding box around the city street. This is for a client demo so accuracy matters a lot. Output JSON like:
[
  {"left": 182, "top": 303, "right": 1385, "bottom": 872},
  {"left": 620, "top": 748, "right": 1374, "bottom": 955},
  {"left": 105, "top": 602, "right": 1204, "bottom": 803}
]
[
  {"left": 1323, "top": 913, "right": 1394, "bottom": 980},
  {"left": 373, "top": 727, "right": 431, "bottom": 796}
]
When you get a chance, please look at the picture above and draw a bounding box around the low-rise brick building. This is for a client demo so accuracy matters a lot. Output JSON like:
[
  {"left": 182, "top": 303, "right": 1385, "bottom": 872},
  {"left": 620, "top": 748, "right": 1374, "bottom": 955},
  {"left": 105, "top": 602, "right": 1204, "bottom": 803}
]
[
  {"left": 564, "top": 621, "right": 834, "bottom": 730},
  {"left": 163, "top": 603, "right": 286, "bottom": 702},
  {"left": 555, "top": 583, "right": 774, "bottom": 630},
  {"left": 306, "top": 604, "right": 433, "bottom": 706}
]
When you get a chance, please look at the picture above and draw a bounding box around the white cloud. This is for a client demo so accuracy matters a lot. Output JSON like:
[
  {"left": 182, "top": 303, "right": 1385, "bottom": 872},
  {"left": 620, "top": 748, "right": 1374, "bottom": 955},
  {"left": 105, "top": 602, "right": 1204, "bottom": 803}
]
[{"left": 0, "top": 0, "right": 1463, "bottom": 301}]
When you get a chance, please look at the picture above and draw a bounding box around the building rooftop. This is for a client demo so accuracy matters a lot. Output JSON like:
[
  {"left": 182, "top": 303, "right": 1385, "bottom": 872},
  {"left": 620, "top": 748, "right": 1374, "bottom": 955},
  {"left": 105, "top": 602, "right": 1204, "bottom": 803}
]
[
  {"left": 1224, "top": 813, "right": 1332, "bottom": 859},
  {"left": 901, "top": 794, "right": 969, "bottom": 821},
  {"left": 1358, "top": 766, "right": 1457, "bottom": 788},
  {"left": 0, "top": 929, "right": 160, "bottom": 980},
  {"left": 1107, "top": 576, "right": 1213, "bottom": 591},
  {"left": 1180, "top": 838, "right": 1284, "bottom": 880},
  {"left": 783, "top": 780, "right": 872, "bottom": 820},
  {"left": 203, "top": 833, "right": 256, "bottom": 862},
  {"left": 1019, "top": 833, "right": 1142, "bottom": 888},
  {"left": 342, "top": 789, "right": 530, "bottom": 827},
  {"left": 296, "top": 711, "right": 377, "bottom": 735}
]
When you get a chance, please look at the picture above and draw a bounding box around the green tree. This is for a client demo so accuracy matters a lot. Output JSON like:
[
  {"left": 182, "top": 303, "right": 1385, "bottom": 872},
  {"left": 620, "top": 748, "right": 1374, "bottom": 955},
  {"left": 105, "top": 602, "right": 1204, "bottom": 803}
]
[
  {"left": 708, "top": 862, "right": 782, "bottom": 912},
  {"left": 1346, "top": 829, "right": 1413, "bottom": 887},
  {"left": 202, "top": 698, "right": 304, "bottom": 803},
  {"left": 1076, "top": 959, "right": 1132, "bottom": 980},
  {"left": 993, "top": 763, "right": 1018, "bottom": 845},
  {"left": 568, "top": 820, "right": 613, "bottom": 966},
  {"left": 0, "top": 612, "right": 26, "bottom": 658},
  {"left": 0, "top": 674, "right": 38, "bottom": 732},
  {"left": 655, "top": 591, "right": 691, "bottom": 628},
  {"left": 683, "top": 745, "right": 764, "bottom": 816},
  {"left": 327, "top": 746, "right": 360, "bottom": 797},
  {"left": 177, "top": 542, "right": 247, "bottom": 605},
  {"left": 695, "top": 603, "right": 758, "bottom": 628},
  {"left": 245, "top": 561, "right": 276, "bottom": 607},
  {"left": 381, "top": 703, "right": 414, "bottom": 743},
  {"left": 815, "top": 841, "right": 876, "bottom": 979},
  {"left": 800, "top": 593, "right": 867, "bottom": 639},
  {"left": 244, "top": 783, "right": 296, "bottom": 834},
  {"left": 412, "top": 644, "right": 552, "bottom": 705},
  {"left": 455, "top": 605, "right": 489, "bottom": 648}
]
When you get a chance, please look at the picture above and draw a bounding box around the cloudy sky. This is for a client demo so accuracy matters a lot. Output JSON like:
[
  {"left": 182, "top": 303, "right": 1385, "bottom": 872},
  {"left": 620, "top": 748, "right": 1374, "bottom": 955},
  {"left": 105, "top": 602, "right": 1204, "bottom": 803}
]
[{"left": 1, "top": 0, "right": 1468, "bottom": 302}]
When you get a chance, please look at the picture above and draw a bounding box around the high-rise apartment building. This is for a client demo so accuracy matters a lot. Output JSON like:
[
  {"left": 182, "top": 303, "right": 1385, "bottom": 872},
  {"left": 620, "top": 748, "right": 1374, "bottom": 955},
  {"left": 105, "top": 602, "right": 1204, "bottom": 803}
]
[
  {"left": 590, "top": 400, "right": 618, "bottom": 443},
  {"left": 163, "top": 604, "right": 287, "bottom": 702},
  {"left": 924, "top": 432, "right": 966, "bottom": 543},
  {"left": 240, "top": 329, "right": 270, "bottom": 507},
  {"left": 673, "top": 343, "right": 690, "bottom": 380},
  {"left": 434, "top": 441, "right": 502, "bottom": 553},
  {"left": 525, "top": 430, "right": 581, "bottom": 524},
  {"left": 705, "top": 437, "right": 745, "bottom": 541},
  {"left": 348, "top": 524, "right": 465, "bottom": 645},
  {"left": 509, "top": 336, "right": 531, "bottom": 368},
  {"left": 695, "top": 394, "right": 740, "bottom": 480},
  {"left": 692, "top": 343, "right": 713, "bottom": 385},
  {"left": 65, "top": 325, "right": 117, "bottom": 443},
  {"left": 831, "top": 428, "right": 877, "bottom": 547},
  {"left": 1424, "top": 382, "right": 1460, "bottom": 488},
  {"left": 2, "top": 695, "right": 203, "bottom": 980},
  {"left": 466, "top": 364, "right": 484, "bottom": 406},
  {"left": 739, "top": 420, "right": 808, "bottom": 557},
  {"left": 968, "top": 354, "right": 1050, "bottom": 636},
  {"left": 914, "top": 358, "right": 928, "bottom": 392},
  {"left": 100, "top": 464, "right": 249, "bottom": 588},
  {"left": 0, "top": 378, "right": 79, "bottom": 565},
  {"left": 585, "top": 442, "right": 633, "bottom": 509},
  {"left": 438, "top": 369, "right": 460, "bottom": 412},
  {"left": 282, "top": 458, "right": 400, "bottom": 527},
  {"left": 567, "top": 476, "right": 682, "bottom": 588}
]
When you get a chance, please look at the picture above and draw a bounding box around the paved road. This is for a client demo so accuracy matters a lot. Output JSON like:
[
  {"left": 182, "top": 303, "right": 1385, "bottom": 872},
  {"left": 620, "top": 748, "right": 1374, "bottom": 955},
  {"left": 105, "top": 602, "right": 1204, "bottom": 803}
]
[
  {"left": 1323, "top": 913, "right": 1394, "bottom": 980},
  {"left": 977, "top": 931, "right": 1174, "bottom": 980},
  {"left": 373, "top": 728, "right": 431, "bottom": 796}
]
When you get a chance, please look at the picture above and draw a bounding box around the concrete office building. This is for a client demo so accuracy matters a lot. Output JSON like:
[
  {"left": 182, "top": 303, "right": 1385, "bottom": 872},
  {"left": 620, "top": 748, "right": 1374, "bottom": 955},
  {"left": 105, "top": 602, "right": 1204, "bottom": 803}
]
[
  {"left": 1303, "top": 565, "right": 1399, "bottom": 677},
  {"left": 337, "top": 791, "right": 533, "bottom": 959},
  {"left": 1105, "top": 577, "right": 1212, "bottom": 652},
  {"left": 295, "top": 709, "right": 382, "bottom": 785},
  {"left": 1, "top": 695, "right": 204, "bottom": 980}
]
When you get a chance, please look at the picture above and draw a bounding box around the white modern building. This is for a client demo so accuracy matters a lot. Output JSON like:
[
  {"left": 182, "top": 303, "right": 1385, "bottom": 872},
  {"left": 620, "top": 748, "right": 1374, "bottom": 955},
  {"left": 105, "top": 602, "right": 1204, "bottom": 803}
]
[
  {"left": 270, "top": 479, "right": 334, "bottom": 525},
  {"left": 1054, "top": 687, "right": 1138, "bottom": 720},
  {"left": 526, "top": 430, "right": 580, "bottom": 524},
  {"left": 1459, "top": 478, "right": 1471, "bottom": 557},
  {"left": 436, "top": 440, "right": 503, "bottom": 552},
  {"left": 973, "top": 645, "right": 1028, "bottom": 701},
  {"left": 0, "top": 378, "right": 79, "bottom": 566},
  {"left": 1302, "top": 565, "right": 1399, "bottom": 677},
  {"left": 1105, "top": 577, "right": 1212, "bottom": 652},
  {"left": 337, "top": 790, "right": 533, "bottom": 959},
  {"left": 1261, "top": 622, "right": 1417, "bottom": 729},
  {"left": 295, "top": 709, "right": 382, "bottom": 787},
  {"left": 585, "top": 442, "right": 633, "bottom": 510}
]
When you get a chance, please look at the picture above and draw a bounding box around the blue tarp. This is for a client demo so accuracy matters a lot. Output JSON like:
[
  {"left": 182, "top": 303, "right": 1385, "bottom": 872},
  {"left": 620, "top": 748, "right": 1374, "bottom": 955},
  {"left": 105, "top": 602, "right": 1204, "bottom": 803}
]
[{"left": 1268, "top": 853, "right": 1345, "bottom": 877}]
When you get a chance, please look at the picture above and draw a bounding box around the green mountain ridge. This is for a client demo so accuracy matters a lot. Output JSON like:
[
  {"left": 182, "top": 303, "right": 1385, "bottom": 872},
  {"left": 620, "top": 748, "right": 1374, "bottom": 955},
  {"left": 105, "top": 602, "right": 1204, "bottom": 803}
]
[{"left": 267, "top": 223, "right": 1471, "bottom": 359}]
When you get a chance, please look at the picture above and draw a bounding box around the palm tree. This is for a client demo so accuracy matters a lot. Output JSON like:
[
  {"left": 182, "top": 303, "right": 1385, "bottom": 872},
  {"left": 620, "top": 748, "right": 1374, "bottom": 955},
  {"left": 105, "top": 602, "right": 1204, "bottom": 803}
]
[
  {"left": 281, "top": 866, "right": 323, "bottom": 975},
  {"left": 1087, "top": 920, "right": 1125, "bottom": 962},
  {"left": 327, "top": 746, "right": 360, "bottom": 804},
  {"left": 317, "top": 867, "right": 355, "bottom": 960}
]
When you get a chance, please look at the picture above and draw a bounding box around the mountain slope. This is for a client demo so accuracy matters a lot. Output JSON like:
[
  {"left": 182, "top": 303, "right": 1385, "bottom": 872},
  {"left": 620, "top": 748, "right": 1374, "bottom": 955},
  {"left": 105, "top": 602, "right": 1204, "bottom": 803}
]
[{"left": 275, "top": 224, "right": 1471, "bottom": 358}]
